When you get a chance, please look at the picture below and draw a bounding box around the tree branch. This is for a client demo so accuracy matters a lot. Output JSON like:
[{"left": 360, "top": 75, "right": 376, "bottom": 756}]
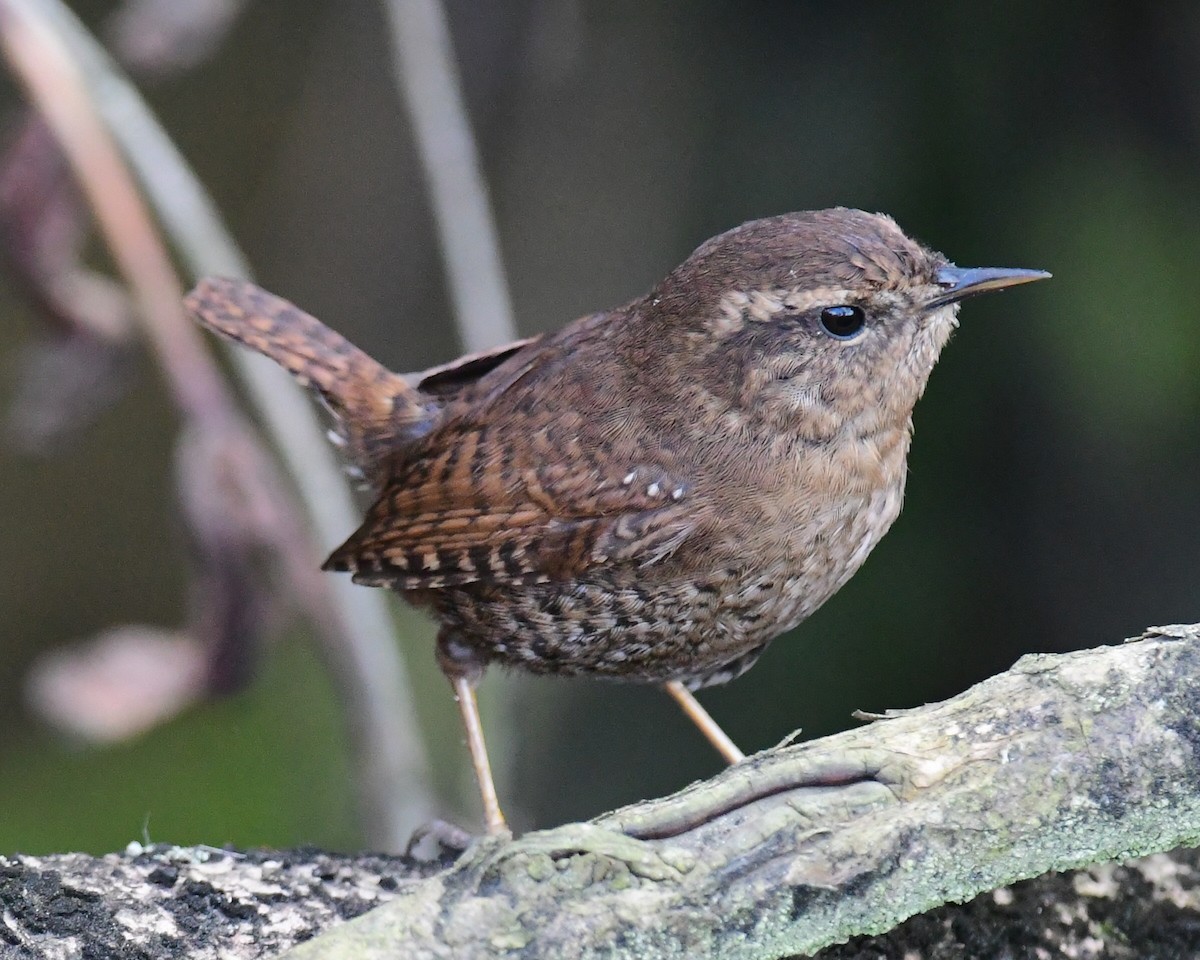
[
  {"left": 6, "top": 625, "right": 1200, "bottom": 958},
  {"left": 276, "top": 623, "right": 1200, "bottom": 958}
]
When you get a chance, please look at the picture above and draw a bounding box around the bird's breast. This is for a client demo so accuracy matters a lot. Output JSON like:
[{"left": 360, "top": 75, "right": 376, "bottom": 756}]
[{"left": 708, "top": 423, "right": 911, "bottom": 633}]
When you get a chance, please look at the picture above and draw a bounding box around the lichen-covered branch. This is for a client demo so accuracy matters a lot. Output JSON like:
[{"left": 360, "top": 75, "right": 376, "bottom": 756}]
[
  {"left": 4, "top": 843, "right": 1197, "bottom": 959},
  {"left": 4, "top": 626, "right": 1198, "bottom": 959},
  {"left": 278, "top": 624, "right": 1200, "bottom": 959}
]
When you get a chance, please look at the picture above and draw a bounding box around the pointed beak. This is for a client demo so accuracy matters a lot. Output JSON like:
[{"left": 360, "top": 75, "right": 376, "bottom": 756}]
[{"left": 926, "top": 265, "right": 1051, "bottom": 309}]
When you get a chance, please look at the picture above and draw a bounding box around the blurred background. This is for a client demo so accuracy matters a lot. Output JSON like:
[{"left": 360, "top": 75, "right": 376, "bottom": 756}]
[{"left": 0, "top": 0, "right": 1198, "bottom": 855}]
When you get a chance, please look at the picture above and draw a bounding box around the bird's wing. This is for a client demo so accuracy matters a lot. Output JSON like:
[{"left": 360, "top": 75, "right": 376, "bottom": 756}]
[
  {"left": 323, "top": 426, "right": 697, "bottom": 590},
  {"left": 410, "top": 336, "right": 543, "bottom": 397},
  {"left": 324, "top": 304, "right": 699, "bottom": 589}
]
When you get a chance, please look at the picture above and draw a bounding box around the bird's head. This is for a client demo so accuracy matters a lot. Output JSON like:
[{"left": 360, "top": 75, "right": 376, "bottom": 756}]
[{"left": 638, "top": 208, "right": 1048, "bottom": 441}]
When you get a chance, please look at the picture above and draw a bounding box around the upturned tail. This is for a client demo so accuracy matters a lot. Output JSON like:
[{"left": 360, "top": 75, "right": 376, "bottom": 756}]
[{"left": 185, "top": 277, "right": 430, "bottom": 475}]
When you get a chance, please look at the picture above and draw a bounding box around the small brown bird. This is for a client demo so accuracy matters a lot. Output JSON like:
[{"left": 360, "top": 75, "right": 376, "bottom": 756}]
[{"left": 186, "top": 208, "right": 1047, "bottom": 834}]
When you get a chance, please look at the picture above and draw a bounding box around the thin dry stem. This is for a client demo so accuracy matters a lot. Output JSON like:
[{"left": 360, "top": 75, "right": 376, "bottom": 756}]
[{"left": 379, "top": 0, "right": 517, "bottom": 353}]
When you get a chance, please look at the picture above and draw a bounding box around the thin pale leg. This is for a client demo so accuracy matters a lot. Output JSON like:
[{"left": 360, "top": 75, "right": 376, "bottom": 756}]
[
  {"left": 450, "top": 674, "right": 508, "bottom": 834},
  {"left": 663, "top": 679, "right": 746, "bottom": 764}
]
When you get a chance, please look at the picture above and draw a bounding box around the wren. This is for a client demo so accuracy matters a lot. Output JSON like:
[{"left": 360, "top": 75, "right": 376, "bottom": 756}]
[{"left": 185, "top": 208, "right": 1048, "bottom": 834}]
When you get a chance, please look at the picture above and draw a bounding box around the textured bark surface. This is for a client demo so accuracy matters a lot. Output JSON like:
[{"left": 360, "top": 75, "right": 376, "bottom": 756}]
[
  {"left": 4, "top": 625, "right": 1200, "bottom": 959},
  {"left": 0, "top": 845, "right": 440, "bottom": 958},
  {"left": 4, "top": 845, "right": 1200, "bottom": 958}
]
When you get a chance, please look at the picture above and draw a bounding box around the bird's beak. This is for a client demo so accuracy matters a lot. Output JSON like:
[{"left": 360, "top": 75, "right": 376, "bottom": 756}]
[{"left": 926, "top": 265, "right": 1051, "bottom": 309}]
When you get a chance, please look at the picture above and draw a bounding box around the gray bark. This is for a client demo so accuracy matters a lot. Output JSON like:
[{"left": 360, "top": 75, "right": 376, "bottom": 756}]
[{"left": 4, "top": 624, "right": 1200, "bottom": 959}]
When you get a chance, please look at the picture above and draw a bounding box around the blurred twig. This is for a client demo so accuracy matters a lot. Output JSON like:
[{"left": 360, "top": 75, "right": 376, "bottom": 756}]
[
  {"left": 0, "top": 115, "right": 131, "bottom": 343},
  {"left": 0, "top": 0, "right": 241, "bottom": 450},
  {"left": 0, "top": 0, "right": 435, "bottom": 849},
  {"left": 0, "top": 115, "right": 138, "bottom": 451},
  {"left": 379, "top": 0, "right": 517, "bottom": 352},
  {"left": 0, "top": 3, "right": 227, "bottom": 419}
]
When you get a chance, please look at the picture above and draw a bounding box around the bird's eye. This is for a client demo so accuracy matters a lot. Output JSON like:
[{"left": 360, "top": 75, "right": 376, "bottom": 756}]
[{"left": 819, "top": 305, "right": 866, "bottom": 340}]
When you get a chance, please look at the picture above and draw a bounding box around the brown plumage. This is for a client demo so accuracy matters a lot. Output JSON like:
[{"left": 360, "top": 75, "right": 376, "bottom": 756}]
[{"left": 185, "top": 208, "right": 1048, "bottom": 833}]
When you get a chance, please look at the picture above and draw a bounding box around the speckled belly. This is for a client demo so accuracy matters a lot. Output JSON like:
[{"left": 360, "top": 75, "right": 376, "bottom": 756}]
[{"left": 429, "top": 480, "right": 904, "bottom": 687}]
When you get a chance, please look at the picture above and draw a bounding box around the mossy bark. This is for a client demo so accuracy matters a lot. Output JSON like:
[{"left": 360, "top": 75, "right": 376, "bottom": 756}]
[
  {"left": 280, "top": 624, "right": 1200, "bottom": 959},
  {"left": 4, "top": 625, "right": 1199, "bottom": 959}
]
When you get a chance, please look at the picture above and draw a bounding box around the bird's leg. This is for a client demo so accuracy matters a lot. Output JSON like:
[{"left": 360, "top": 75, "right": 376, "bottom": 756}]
[
  {"left": 450, "top": 674, "right": 508, "bottom": 834},
  {"left": 438, "top": 632, "right": 508, "bottom": 834},
  {"left": 663, "top": 680, "right": 745, "bottom": 764}
]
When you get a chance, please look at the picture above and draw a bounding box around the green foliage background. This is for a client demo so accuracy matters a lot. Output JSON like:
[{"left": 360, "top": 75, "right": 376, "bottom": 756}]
[{"left": 1, "top": 0, "right": 1198, "bottom": 852}]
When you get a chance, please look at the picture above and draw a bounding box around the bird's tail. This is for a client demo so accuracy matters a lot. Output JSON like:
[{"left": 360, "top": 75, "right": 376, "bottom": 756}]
[{"left": 185, "top": 277, "right": 429, "bottom": 475}]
